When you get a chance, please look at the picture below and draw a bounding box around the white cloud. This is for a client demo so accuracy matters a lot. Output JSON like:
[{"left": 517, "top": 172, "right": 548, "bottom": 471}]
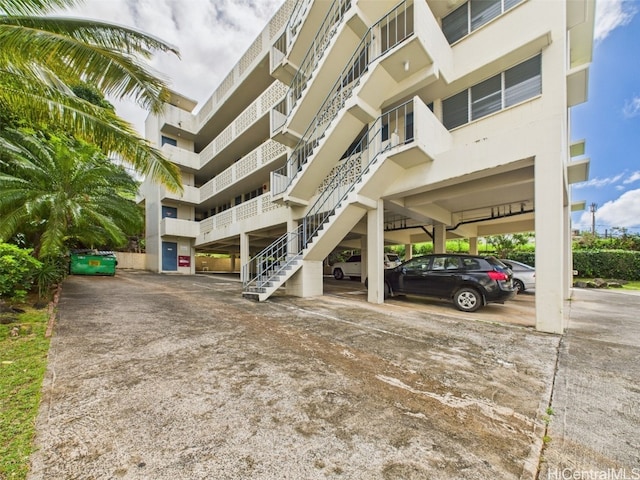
[
  {"left": 573, "top": 172, "right": 625, "bottom": 189},
  {"left": 623, "top": 171, "right": 640, "bottom": 184},
  {"left": 61, "top": 0, "right": 285, "bottom": 133},
  {"left": 594, "top": 0, "right": 637, "bottom": 42},
  {"left": 575, "top": 189, "right": 640, "bottom": 229},
  {"left": 623, "top": 96, "right": 640, "bottom": 118}
]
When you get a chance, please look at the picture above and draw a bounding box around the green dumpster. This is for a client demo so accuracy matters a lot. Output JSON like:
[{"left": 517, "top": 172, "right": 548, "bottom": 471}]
[{"left": 69, "top": 251, "right": 117, "bottom": 276}]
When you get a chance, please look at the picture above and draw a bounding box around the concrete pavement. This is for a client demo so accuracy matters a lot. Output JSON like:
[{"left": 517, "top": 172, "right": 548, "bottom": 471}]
[{"left": 27, "top": 272, "right": 640, "bottom": 479}]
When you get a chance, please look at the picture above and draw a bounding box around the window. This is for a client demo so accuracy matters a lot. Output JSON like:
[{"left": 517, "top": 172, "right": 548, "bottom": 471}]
[
  {"left": 443, "top": 90, "right": 468, "bottom": 130},
  {"left": 442, "top": 3, "right": 468, "bottom": 44},
  {"left": 162, "top": 206, "right": 177, "bottom": 218},
  {"left": 405, "top": 112, "right": 414, "bottom": 142},
  {"left": 471, "top": 74, "right": 501, "bottom": 120},
  {"left": 442, "top": 0, "right": 524, "bottom": 45},
  {"left": 442, "top": 54, "right": 541, "bottom": 129},
  {"left": 505, "top": 54, "right": 541, "bottom": 107},
  {"left": 161, "top": 135, "right": 177, "bottom": 147}
]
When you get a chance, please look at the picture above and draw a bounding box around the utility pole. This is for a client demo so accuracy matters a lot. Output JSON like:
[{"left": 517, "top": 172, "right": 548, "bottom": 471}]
[{"left": 590, "top": 202, "right": 598, "bottom": 236}]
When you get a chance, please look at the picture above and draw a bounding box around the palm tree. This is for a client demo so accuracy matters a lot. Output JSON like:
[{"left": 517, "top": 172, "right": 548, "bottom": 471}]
[
  {"left": 0, "top": 0, "right": 182, "bottom": 191},
  {"left": 0, "top": 129, "right": 144, "bottom": 258}
]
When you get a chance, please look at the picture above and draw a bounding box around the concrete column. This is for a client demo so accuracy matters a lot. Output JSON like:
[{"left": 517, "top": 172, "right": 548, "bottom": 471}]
[
  {"left": 367, "top": 200, "right": 384, "bottom": 304},
  {"left": 360, "top": 236, "right": 368, "bottom": 283},
  {"left": 433, "top": 224, "right": 446, "bottom": 253},
  {"left": 287, "top": 218, "right": 299, "bottom": 255},
  {"left": 287, "top": 261, "right": 323, "bottom": 297},
  {"left": 230, "top": 254, "right": 236, "bottom": 273},
  {"left": 535, "top": 153, "right": 565, "bottom": 334},
  {"left": 563, "top": 204, "right": 572, "bottom": 319},
  {"left": 404, "top": 243, "right": 413, "bottom": 260},
  {"left": 468, "top": 237, "right": 478, "bottom": 255},
  {"left": 240, "top": 232, "right": 249, "bottom": 282}
]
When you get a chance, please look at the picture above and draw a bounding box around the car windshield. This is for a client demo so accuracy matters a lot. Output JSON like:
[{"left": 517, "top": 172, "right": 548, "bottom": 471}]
[{"left": 386, "top": 254, "right": 399, "bottom": 262}]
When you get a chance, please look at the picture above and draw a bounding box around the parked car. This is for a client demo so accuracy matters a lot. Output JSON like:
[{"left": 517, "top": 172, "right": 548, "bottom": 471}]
[
  {"left": 332, "top": 253, "right": 401, "bottom": 280},
  {"left": 499, "top": 259, "right": 535, "bottom": 293},
  {"left": 374, "top": 254, "right": 516, "bottom": 312}
]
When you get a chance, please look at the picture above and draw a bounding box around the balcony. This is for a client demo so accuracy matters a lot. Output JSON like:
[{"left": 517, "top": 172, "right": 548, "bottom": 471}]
[
  {"left": 199, "top": 81, "right": 288, "bottom": 169},
  {"left": 161, "top": 144, "right": 200, "bottom": 172},
  {"left": 197, "top": 193, "right": 287, "bottom": 245},
  {"left": 161, "top": 217, "right": 199, "bottom": 238},
  {"left": 160, "top": 185, "right": 200, "bottom": 205},
  {"left": 199, "top": 140, "right": 287, "bottom": 203},
  {"left": 160, "top": 103, "right": 197, "bottom": 138}
]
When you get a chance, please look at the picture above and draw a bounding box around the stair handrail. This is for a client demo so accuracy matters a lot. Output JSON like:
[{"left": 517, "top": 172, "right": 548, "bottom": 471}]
[
  {"left": 286, "top": 0, "right": 314, "bottom": 48},
  {"left": 301, "top": 100, "right": 414, "bottom": 246},
  {"left": 286, "top": 0, "right": 352, "bottom": 120},
  {"left": 242, "top": 225, "right": 304, "bottom": 289},
  {"left": 272, "top": 0, "right": 414, "bottom": 196}
]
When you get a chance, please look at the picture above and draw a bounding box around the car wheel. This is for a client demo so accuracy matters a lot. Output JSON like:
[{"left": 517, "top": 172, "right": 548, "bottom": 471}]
[
  {"left": 333, "top": 268, "right": 344, "bottom": 280},
  {"left": 453, "top": 287, "right": 482, "bottom": 312},
  {"left": 513, "top": 279, "right": 525, "bottom": 294}
]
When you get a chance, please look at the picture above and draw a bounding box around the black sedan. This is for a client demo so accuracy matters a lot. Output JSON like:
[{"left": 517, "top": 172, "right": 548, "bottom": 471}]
[{"left": 381, "top": 254, "right": 516, "bottom": 312}]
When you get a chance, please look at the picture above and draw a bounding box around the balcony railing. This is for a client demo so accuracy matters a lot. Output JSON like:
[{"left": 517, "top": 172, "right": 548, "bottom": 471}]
[
  {"left": 199, "top": 140, "right": 287, "bottom": 203},
  {"left": 272, "top": 0, "right": 352, "bottom": 132},
  {"left": 199, "top": 81, "right": 288, "bottom": 168},
  {"left": 271, "top": 0, "right": 414, "bottom": 195},
  {"left": 198, "top": 193, "right": 286, "bottom": 239}
]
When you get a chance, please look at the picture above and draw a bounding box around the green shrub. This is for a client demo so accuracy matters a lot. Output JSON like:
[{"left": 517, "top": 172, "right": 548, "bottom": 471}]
[
  {"left": 0, "top": 243, "right": 42, "bottom": 300},
  {"left": 572, "top": 250, "right": 640, "bottom": 280}
]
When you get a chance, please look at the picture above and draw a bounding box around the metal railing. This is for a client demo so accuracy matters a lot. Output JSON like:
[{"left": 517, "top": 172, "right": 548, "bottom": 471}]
[
  {"left": 242, "top": 226, "right": 304, "bottom": 290},
  {"left": 243, "top": 100, "right": 415, "bottom": 293},
  {"left": 271, "top": 0, "right": 414, "bottom": 195},
  {"left": 301, "top": 100, "right": 414, "bottom": 247}
]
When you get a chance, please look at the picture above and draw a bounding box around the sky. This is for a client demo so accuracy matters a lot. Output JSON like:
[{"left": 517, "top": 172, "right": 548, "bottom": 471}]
[{"left": 61, "top": 0, "right": 639, "bottom": 235}]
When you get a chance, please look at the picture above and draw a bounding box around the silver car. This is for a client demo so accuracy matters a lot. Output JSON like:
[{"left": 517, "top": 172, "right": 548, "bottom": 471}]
[{"left": 500, "top": 259, "right": 535, "bottom": 293}]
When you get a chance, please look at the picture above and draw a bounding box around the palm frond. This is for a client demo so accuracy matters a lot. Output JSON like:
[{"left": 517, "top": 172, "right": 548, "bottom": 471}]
[
  {"left": 0, "top": 77, "right": 182, "bottom": 192},
  {"left": 0, "top": 17, "right": 179, "bottom": 112},
  {"left": 0, "top": 0, "right": 79, "bottom": 16}
]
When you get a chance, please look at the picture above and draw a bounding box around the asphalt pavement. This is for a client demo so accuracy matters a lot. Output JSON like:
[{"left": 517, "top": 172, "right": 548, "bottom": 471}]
[{"left": 26, "top": 272, "right": 639, "bottom": 479}]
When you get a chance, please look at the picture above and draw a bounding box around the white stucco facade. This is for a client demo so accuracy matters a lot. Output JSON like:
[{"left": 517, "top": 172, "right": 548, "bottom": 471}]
[{"left": 141, "top": 0, "right": 595, "bottom": 333}]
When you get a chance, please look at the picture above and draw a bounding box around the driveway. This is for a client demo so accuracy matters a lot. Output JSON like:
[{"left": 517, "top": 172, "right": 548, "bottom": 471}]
[{"left": 27, "top": 272, "right": 638, "bottom": 479}]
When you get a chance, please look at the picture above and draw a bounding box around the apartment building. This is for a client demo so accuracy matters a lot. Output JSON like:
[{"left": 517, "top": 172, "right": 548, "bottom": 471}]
[{"left": 140, "top": 0, "right": 595, "bottom": 333}]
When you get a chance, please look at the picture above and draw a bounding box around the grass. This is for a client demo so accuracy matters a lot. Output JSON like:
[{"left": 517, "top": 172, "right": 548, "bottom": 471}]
[{"left": 0, "top": 305, "right": 50, "bottom": 480}]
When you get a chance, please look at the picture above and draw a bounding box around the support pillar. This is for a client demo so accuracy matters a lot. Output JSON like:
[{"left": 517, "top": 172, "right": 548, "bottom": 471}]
[
  {"left": 240, "top": 232, "right": 249, "bottom": 283},
  {"left": 404, "top": 243, "right": 413, "bottom": 261},
  {"left": 360, "top": 236, "right": 368, "bottom": 283},
  {"left": 287, "top": 261, "right": 323, "bottom": 297},
  {"left": 468, "top": 237, "right": 478, "bottom": 255},
  {"left": 230, "top": 254, "right": 236, "bottom": 273},
  {"left": 433, "top": 224, "right": 446, "bottom": 253},
  {"left": 535, "top": 152, "right": 565, "bottom": 334},
  {"left": 367, "top": 200, "right": 384, "bottom": 304}
]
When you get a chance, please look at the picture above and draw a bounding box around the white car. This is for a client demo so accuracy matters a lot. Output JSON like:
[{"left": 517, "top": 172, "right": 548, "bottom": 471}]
[
  {"left": 332, "top": 253, "right": 401, "bottom": 280},
  {"left": 499, "top": 259, "right": 535, "bottom": 293}
]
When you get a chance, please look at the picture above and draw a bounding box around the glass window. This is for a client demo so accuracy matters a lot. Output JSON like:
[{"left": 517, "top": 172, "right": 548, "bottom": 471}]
[
  {"left": 442, "top": 3, "right": 468, "bottom": 44},
  {"left": 161, "top": 135, "right": 177, "bottom": 147},
  {"left": 470, "top": 0, "right": 501, "bottom": 31},
  {"left": 161, "top": 206, "right": 177, "bottom": 218},
  {"left": 505, "top": 54, "right": 541, "bottom": 107},
  {"left": 443, "top": 90, "right": 469, "bottom": 130},
  {"left": 471, "top": 74, "right": 502, "bottom": 120},
  {"left": 504, "top": 0, "right": 524, "bottom": 10},
  {"left": 404, "top": 112, "right": 414, "bottom": 142},
  {"left": 442, "top": 54, "right": 542, "bottom": 130}
]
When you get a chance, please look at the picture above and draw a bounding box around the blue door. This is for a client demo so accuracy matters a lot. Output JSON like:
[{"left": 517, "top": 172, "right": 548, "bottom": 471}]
[{"left": 162, "top": 242, "right": 178, "bottom": 271}]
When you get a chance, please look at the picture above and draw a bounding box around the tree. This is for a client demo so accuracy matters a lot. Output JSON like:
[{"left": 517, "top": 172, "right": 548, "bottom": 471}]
[
  {"left": 0, "top": 129, "right": 144, "bottom": 258},
  {"left": 0, "top": 0, "right": 182, "bottom": 191}
]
